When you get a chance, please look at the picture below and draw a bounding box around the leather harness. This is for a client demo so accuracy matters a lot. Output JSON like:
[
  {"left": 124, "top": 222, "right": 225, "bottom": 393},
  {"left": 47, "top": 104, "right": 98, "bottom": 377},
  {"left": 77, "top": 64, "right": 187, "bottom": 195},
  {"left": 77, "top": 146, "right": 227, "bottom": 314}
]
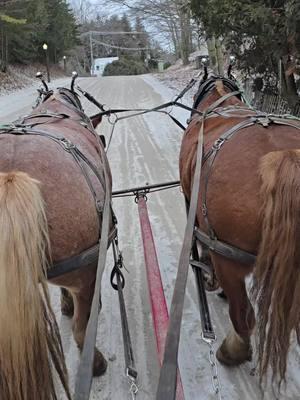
[
  {"left": 199, "top": 110, "right": 300, "bottom": 266},
  {"left": 156, "top": 76, "right": 300, "bottom": 400},
  {"left": 190, "top": 76, "right": 300, "bottom": 267},
  {"left": 0, "top": 88, "right": 116, "bottom": 279}
]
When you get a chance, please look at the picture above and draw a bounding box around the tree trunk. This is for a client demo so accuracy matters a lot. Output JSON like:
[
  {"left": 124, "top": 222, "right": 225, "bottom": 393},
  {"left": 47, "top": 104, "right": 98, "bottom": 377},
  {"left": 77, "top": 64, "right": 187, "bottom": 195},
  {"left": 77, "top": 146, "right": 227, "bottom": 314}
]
[
  {"left": 180, "top": 8, "right": 190, "bottom": 65},
  {"left": 169, "top": 21, "right": 180, "bottom": 59},
  {"left": 207, "top": 36, "right": 218, "bottom": 73},
  {"left": 281, "top": 59, "right": 299, "bottom": 108},
  {"left": 1, "top": 24, "right": 7, "bottom": 73}
]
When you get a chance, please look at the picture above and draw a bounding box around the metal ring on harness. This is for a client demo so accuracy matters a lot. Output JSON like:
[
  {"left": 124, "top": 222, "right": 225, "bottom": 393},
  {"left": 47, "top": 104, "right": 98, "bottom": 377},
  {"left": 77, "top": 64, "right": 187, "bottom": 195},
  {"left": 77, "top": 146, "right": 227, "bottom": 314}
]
[
  {"left": 108, "top": 112, "right": 118, "bottom": 125},
  {"left": 134, "top": 190, "right": 148, "bottom": 203}
]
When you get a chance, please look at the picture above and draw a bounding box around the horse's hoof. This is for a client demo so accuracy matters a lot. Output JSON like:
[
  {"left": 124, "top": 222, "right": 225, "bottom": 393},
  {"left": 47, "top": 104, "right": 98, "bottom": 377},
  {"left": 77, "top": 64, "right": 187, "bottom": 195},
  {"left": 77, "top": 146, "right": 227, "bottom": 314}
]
[
  {"left": 93, "top": 349, "right": 108, "bottom": 376},
  {"left": 216, "top": 334, "right": 252, "bottom": 366},
  {"left": 60, "top": 288, "right": 74, "bottom": 317}
]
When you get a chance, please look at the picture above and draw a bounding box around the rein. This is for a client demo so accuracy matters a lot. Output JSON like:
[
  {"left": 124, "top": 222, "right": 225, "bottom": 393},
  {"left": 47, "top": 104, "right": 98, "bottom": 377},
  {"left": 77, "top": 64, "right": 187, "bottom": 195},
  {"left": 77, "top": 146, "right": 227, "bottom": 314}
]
[{"left": 74, "top": 138, "right": 113, "bottom": 400}]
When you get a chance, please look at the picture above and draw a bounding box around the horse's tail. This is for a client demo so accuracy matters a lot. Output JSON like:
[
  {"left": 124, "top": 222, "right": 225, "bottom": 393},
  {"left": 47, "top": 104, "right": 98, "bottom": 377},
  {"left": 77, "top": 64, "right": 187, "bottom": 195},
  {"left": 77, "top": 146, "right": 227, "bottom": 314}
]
[
  {"left": 252, "top": 150, "right": 300, "bottom": 385},
  {"left": 0, "top": 171, "right": 71, "bottom": 400}
]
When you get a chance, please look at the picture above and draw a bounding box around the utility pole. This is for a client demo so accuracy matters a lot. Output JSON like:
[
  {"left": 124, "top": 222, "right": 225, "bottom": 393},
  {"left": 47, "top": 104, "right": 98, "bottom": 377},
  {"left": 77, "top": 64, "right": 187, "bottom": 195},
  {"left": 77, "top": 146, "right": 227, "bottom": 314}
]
[
  {"left": 43, "top": 43, "right": 50, "bottom": 83},
  {"left": 63, "top": 55, "right": 67, "bottom": 74},
  {"left": 89, "top": 32, "right": 94, "bottom": 76},
  {"left": 278, "top": 57, "right": 283, "bottom": 96}
]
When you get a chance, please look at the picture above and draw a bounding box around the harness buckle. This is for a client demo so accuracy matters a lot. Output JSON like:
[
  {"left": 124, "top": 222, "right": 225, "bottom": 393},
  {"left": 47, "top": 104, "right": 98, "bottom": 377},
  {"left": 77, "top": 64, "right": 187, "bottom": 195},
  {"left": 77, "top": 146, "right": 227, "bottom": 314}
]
[
  {"left": 256, "top": 116, "right": 271, "bottom": 127},
  {"left": 61, "top": 138, "right": 76, "bottom": 151},
  {"left": 212, "top": 138, "right": 225, "bottom": 150},
  {"left": 202, "top": 204, "right": 207, "bottom": 216},
  {"left": 96, "top": 200, "right": 103, "bottom": 213}
]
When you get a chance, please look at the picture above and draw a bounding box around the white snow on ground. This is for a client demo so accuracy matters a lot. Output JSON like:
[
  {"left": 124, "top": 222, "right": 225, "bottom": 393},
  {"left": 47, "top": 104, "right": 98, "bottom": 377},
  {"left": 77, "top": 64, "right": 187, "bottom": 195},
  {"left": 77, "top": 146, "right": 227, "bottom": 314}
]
[
  {"left": 0, "top": 77, "right": 71, "bottom": 123},
  {"left": 0, "top": 73, "right": 299, "bottom": 400}
]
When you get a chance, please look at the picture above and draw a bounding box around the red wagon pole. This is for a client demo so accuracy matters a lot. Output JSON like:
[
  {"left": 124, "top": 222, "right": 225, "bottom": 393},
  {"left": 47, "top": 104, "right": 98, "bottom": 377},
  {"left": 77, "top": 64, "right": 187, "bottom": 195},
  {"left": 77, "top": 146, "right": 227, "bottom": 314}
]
[{"left": 137, "top": 194, "right": 185, "bottom": 400}]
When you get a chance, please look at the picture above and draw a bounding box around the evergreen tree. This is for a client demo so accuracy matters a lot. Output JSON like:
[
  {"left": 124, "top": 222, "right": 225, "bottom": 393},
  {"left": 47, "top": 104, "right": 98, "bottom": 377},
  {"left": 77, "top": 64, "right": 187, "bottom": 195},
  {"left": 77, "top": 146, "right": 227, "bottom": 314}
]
[
  {"left": 190, "top": 0, "right": 300, "bottom": 106},
  {"left": 0, "top": 0, "right": 78, "bottom": 69}
]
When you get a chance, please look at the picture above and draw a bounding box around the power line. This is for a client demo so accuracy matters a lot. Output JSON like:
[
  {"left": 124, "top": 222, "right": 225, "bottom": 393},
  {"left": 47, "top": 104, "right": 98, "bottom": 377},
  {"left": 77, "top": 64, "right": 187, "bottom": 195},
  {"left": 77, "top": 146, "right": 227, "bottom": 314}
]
[
  {"left": 80, "top": 30, "right": 148, "bottom": 38},
  {"left": 92, "top": 38, "right": 150, "bottom": 51}
]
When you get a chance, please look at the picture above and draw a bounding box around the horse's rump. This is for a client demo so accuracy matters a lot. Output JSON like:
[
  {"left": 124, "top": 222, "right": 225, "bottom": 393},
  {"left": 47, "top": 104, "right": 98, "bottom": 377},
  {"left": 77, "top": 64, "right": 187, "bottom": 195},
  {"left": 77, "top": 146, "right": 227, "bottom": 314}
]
[
  {"left": 0, "top": 113, "right": 113, "bottom": 262},
  {"left": 180, "top": 115, "right": 300, "bottom": 254},
  {"left": 179, "top": 76, "right": 300, "bottom": 385}
]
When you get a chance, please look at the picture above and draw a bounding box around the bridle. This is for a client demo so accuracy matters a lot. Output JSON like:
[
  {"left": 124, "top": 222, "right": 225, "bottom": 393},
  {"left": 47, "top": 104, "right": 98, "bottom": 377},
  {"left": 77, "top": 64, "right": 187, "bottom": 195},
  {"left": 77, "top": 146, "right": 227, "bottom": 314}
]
[
  {"left": 57, "top": 87, "right": 83, "bottom": 111},
  {"left": 192, "top": 75, "right": 243, "bottom": 113}
]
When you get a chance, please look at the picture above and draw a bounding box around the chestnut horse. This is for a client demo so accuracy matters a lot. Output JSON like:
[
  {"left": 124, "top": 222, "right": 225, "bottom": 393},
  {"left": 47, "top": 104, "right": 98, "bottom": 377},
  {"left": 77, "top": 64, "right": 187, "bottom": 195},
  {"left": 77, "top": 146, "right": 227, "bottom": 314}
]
[
  {"left": 0, "top": 87, "right": 115, "bottom": 400},
  {"left": 180, "top": 75, "right": 300, "bottom": 385}
]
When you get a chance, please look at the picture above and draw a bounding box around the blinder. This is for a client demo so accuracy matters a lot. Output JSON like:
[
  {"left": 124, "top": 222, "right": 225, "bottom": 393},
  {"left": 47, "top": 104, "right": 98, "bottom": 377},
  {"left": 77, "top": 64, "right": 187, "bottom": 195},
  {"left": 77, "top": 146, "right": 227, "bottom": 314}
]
[
  {"left": 58, "top": 87, "right": 83, "bottom": 110},
  {"left": 192, "top": 75, "right": 242, "bottom": 114}
]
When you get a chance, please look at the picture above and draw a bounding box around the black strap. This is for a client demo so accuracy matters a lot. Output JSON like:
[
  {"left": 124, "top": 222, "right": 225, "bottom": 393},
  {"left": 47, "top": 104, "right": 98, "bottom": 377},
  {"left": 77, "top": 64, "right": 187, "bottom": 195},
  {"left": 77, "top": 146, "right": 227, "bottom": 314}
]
[
  {"left": 91, "top": 100, "right": 202, "bottom": 119},
  {"left": 110, "top": 239, "right": 138, "bottom": 380},
  {"left": 194, "top": 228, "right": 256, "bottom": 265},
  {"left": 47, "top": 227, "right": 117, "bottom": 280},
  {"left": 191, "top": 240, "right": 215, "bottom": 340}
]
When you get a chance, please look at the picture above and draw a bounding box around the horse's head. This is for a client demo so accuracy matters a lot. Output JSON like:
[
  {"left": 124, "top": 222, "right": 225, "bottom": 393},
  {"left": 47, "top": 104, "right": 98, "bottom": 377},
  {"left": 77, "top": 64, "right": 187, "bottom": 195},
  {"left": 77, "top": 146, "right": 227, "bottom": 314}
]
[
  {"left": 192, "top": 74, "right": 243, "bottom": 114},
  {"left": 35, "top": 85, "right": 103, "bottom": 130}
]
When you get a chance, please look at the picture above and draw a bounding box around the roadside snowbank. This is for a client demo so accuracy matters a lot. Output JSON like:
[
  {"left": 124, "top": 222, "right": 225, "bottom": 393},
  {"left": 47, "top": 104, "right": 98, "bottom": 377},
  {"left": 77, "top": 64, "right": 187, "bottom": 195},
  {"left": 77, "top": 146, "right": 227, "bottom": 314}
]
[{"left": 0, "top": 64, "right": 65, "bottom": 96}]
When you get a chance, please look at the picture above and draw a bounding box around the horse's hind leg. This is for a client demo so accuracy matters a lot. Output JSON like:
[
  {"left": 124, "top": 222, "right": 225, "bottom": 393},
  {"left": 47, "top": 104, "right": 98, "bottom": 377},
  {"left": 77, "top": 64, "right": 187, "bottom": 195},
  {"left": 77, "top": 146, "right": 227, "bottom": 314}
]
[
  {"left": 211, "top": 254, "right": 255, "bottom": 366},
  {"left": 71, "top": 266, "right": 107, "bottom": 376}
]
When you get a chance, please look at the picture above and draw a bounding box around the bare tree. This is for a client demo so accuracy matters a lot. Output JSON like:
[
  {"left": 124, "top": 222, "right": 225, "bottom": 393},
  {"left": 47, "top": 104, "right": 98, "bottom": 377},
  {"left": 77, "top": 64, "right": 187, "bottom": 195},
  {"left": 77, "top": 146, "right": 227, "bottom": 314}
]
[
  {"left": 69, "top": 0, "right": 97, "bottom": 23},
  {"left": 94, "top": 0, "right": 195, "bottom": 63}
]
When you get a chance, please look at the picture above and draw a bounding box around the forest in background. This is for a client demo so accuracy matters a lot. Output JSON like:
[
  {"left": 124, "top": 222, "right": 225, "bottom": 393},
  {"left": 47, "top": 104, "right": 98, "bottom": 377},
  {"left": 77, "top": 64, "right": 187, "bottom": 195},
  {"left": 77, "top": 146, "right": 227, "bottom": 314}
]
[
  {"left": 0, "top": 0, "right": 78, "bottom": 72},
  {"left": 0, "top": 0, "right": 299, "bottom": 106}
]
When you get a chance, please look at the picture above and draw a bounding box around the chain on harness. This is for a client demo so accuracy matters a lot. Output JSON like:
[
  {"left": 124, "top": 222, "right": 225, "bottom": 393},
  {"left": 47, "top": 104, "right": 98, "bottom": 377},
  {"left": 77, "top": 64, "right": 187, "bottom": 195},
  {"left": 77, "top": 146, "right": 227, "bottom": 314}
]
[{"left": 110, "top": 232, "right": 139, "bottom": 399}]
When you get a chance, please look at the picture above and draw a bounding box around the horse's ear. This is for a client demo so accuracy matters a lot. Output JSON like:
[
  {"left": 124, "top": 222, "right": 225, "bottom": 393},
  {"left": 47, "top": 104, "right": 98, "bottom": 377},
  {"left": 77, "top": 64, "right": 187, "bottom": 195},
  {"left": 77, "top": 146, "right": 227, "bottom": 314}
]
[{"left": 90, "top": 114, "right": 102, "bottom": 129}]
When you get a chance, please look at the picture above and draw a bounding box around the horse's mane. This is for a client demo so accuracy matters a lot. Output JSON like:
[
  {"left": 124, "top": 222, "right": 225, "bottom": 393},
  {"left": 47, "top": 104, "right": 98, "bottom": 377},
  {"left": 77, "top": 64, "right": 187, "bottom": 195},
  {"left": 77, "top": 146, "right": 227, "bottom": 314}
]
[
  {"left": 57, "top": 87, "right": 83, "bottom": 110},
  {"left": 215, "top": 80, "right": 228, "bottom": 97}
]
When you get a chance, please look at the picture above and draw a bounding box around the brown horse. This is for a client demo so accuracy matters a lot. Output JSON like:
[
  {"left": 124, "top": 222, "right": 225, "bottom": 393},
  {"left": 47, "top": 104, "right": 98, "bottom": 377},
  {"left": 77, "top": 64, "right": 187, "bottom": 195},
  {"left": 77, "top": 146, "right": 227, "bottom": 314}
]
[
  {"left": 0, "top": 87, "right": 115, "bottom": 400},
  {"left": 180, "top": 75, "right": 300, "bottom": 386}
]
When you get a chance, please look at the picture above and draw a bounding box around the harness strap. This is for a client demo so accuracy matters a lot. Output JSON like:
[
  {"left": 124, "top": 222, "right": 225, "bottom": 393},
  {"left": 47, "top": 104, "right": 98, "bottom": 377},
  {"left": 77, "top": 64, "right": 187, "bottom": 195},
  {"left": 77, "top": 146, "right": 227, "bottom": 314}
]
[
  {"left": 47, "top": 227, "right": 117, "bottom": 280},
  {"left": 156, "top": 114, "right": 205, "bottom": 400},
  {"left": 202, "top": 118, "right": 256, "bottom": 237},
  {"left": 110, "top": 238, "right": 138, "bottom": 383},
  {"left": 74, "top": 140, "right": 112, "bottom": 400},
  {"left": 201, "top": 116, "right": 300, "bottom": 239},
  {"left": 194, "top": 228, "right": 256, "bottom": 265},
  {"left": 0, "top": 127, "right": 106, "bottom": 225},
  {"left": 191, "top": 236, "right": 216, "bottom": 340}
]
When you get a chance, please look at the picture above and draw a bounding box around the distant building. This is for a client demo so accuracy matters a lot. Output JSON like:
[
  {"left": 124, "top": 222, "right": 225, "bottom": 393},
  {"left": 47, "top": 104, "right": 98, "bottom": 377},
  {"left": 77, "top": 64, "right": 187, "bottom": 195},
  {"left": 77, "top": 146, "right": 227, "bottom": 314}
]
[{"left": 92, "top": 57, "right": 119, "bottom": 76}]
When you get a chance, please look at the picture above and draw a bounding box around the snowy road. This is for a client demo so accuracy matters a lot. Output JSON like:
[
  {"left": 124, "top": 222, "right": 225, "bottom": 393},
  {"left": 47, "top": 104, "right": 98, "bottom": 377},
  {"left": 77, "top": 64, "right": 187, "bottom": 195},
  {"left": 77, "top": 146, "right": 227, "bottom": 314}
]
[{"left": 0, "top": 75, "right": 299, "bottom": 400}]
